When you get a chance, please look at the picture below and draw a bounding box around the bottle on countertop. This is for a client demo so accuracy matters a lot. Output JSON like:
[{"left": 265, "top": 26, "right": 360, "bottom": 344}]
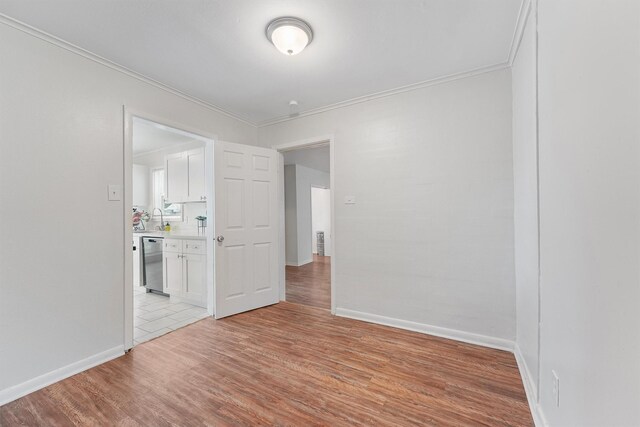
[{"left": 164, "top": 222, "right": 171, "bottom": 232}]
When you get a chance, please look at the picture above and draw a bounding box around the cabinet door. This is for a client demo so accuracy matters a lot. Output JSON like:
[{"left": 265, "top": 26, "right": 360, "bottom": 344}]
[
  {"left": 163, "top": 252, "right": 183, "bottom": 295},
  {"left": 187, "top": 148, "right": 206, "bottom": 202},
  {"left": 165, "top": 153, "right": 188, "bottom": 203},
  {"left": 183, "top": 253, "right": 206, "bottom": 305},
  {"left": 133, "top": 236, "right": 142, "bottom": 288},
  {"left": 163, "top": 238, "right": 182, "bottom": 253}
]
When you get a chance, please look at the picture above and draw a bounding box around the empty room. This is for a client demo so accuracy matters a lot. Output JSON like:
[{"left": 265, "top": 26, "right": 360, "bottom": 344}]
[{"left": 0, "top": 1, "right": 639, "bottom": 426}]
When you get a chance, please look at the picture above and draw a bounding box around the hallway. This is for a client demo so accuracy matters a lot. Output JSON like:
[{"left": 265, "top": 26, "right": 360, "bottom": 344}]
[{"left": 285, "top": 255, "right": 331, "bottom": 309}]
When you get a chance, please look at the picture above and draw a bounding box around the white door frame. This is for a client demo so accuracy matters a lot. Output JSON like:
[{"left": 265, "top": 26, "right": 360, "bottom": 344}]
[
  {"left": 272, "top": 135, "right": 336, "bottom": 314},
  {"left": 123, "top": 106, "right": 217, "bottom": 350}
]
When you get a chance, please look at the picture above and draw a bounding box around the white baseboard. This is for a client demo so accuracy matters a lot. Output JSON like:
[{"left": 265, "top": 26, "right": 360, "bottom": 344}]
[
  {"left": 285, "top": 258, "right": 313, "bottom": 267},
  {"left": 514, "top": 344, "right": 548, "bottom": 427},
  {"left": 334, "top": 309, "right": 551, "bottom": 423},
  {"left": 0, "top": 345, "right": 125, "bottom": 406},
  {"left": 335, "top": 308, "right": 514, "bottom": 352}
]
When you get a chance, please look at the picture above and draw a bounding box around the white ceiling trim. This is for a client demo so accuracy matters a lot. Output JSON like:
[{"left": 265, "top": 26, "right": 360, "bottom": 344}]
[
  {"left": 258, "top": 0, "right": 529, "bottom": 128},
  {"left": 0, "top": 13, "right": 256, "bottom": 127},
  {"left": 257, "top": 62, "right": 510, "bottom": 127},
  {"left": 2, "top": 1, "right": 529, "bottom": 129},
  {"left": 507, "top": 0, "right": 532, "bottom": 65}
]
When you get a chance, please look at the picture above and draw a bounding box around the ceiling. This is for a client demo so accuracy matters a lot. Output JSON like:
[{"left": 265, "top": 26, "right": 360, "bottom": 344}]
[
  {"left": 0, "top": 0, "right": 524, "bottom": 125},
  {"left": 284, "top": 145, "right": 330, "bottom": 173},
  {"left": 132, "top": 118, "right": 200, "bottom": 155}
]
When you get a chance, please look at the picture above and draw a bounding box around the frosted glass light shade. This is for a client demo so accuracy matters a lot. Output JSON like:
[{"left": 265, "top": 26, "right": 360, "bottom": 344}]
[{"left": 266, "top": 17, "right": 313, "bottom": 56}]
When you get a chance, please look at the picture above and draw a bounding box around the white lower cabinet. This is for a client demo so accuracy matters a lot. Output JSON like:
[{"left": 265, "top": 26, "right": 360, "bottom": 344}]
[
  {"left": 133, "top": 235, "right": 142, "bottom": 288},
  {"left": 163, "top": 251, "right": 184, "bottom": 295},
  {"left": 163, "top": 238, "right": 207, "bottom": 307},
  {"left": 183, "top": 253, "right": 206, "bottom": 302}
]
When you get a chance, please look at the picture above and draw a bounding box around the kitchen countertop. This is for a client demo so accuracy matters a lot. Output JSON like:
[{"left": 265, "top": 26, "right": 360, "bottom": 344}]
[{"left": 132, "top": 230, "right": 207, "bottom": 240}]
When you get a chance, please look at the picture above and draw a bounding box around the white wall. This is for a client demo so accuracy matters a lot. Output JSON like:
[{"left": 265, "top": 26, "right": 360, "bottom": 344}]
[
  {"left": 536, "top": 1, "right": 640, "bottom": 425},
  {"left": 283, "top": 145, "right": 330, "bottom": 173},
  {"left": 294, "top": 165, "right": 330, "bottom": 265},
  {"left": 284, "top": 164, "right": 330, "bottom": 265},
  {"left": 511, "top": 3, "right": 540, "bottom": 401},
  {"left": 260, "top": 69, "right": 516, "bottom": 343},
  {"left": 311, "top": 187, "right": 331, "bottom": 256},
  {"left": 284, "top": 165, "right": 299, "bottom": 265},
  {"left": 132, "top": 164, "right": 150, "bottom": 207},
  {"left": 0, "top": 21, "right": 256, "bottom": 400}
]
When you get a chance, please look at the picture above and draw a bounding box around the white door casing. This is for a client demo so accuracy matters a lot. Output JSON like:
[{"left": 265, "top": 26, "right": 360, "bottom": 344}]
[{"left": 214, "top": 141, "right": 279, "bottom": 318}]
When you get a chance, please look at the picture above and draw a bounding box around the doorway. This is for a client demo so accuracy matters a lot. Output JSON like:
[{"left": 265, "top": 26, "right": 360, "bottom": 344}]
[
  {"left": 124, "top": 111, "right": 216, "bottom": 350},
  {"left": 124, "top": 114, "right": 283, "bottom": 346},
  {"left": 276, "top": 140, "right": 334, "bottom": 311}
]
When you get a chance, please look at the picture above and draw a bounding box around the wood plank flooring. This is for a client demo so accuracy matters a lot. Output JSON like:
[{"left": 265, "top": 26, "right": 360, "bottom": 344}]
[
  {"left": 1, "top": 302, "right": 533, "bottom": 426},
  {"left": 286, "top": 254, "right": 331, "bottom": 309}
]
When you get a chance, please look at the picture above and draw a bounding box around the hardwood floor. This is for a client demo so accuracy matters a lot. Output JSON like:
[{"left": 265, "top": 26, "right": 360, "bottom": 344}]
[
  {"left": 1, "top": 302, "right": 533, "bottom": 426},
  {"left": 286, "top": 254, "right": 331, "bottom": 309}
]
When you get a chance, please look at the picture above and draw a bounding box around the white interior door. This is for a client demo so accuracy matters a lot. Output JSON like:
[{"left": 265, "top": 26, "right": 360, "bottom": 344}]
[{"left": 214, "top": 141, "right": 279, "bottom": 318}]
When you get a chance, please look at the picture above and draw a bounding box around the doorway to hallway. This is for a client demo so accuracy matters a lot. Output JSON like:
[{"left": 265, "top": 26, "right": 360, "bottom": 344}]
[{"left": 278, "top": 142, "right": 332, "bottom": 310}]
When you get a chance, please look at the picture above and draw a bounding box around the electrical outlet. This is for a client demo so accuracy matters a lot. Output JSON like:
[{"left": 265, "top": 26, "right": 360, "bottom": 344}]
[
  {"left": 344, "top": 195, "right": 356, "bottom": 204},
  {"left": 552, "top": 370, "right": 560, "bottom": 407}
]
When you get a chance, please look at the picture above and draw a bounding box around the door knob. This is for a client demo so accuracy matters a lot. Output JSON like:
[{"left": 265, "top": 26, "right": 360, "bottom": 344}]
[{"left": 216, "top": 235, "right": 225, "bottom": 243}]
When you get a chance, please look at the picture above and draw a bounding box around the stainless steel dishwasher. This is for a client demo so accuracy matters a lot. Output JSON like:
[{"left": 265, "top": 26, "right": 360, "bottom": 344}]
[{"left": 142, "top": 237, "right": 167, "bottom": 295}]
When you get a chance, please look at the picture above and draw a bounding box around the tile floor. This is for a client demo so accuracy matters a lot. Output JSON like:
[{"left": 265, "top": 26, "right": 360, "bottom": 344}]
[{"left": 133, "top": 286, "right": 209, "bottom": 345}]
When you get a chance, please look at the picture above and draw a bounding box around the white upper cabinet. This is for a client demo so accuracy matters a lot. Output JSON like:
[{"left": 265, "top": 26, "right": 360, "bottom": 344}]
[{"left": 165, "top": 148, "right": 205, "bottom": 203}]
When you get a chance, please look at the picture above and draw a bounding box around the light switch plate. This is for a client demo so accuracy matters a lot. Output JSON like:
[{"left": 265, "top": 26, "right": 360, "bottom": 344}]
[
  {"left": 344, "top": 195, "right": 356, "bottom": 204},
  {"left": 108, "top": 184, "right": 122, "bottom": 201}
]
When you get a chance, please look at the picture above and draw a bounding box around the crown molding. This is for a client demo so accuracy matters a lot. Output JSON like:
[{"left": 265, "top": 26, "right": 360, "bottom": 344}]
[
  {"left": 2, "top": 7, "right": 526, "bottom": 129},
  {"left": 257, "top": 62, "right": 511, "bottom": 127},
  {"left": 257, "top": 0, "right": 527, "bottom": 128},
  {"left": 0, "top": 13, "right": 256, "bottom": 127},
  {"left": 507, "top": 0, "right": 532, "bottom": 66}
]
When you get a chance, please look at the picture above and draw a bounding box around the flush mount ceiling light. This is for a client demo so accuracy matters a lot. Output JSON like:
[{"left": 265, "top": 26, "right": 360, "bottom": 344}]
[{"left": 266, "top": 17, "right": 313, "bottom": 56}]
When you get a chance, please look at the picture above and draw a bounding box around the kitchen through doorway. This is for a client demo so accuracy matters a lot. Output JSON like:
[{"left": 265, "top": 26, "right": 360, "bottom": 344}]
[{"left": 127, "top": 116, "right": 214, "bottom": 347}]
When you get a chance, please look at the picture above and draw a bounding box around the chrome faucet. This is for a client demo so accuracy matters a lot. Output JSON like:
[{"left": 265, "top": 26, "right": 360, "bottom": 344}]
[{"left": 152, "top": 207, "right": 164, "bottom": 231}]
